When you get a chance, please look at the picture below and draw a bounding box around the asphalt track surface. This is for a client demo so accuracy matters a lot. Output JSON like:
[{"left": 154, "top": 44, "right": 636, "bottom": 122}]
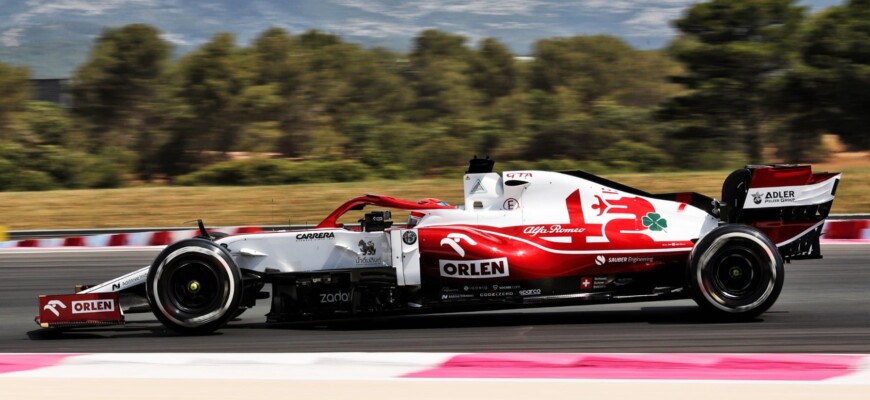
[{"left": 0, "top": 244, "right": 867, "bottom": 353}]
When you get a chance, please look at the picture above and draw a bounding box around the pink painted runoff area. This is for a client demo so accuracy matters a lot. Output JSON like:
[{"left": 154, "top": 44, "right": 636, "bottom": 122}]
[
  {"left": 0, "top": 354, "right": 76, "bottom": 374},
  {"left": 404, "top": 353, "right": 864, "bottom": 381},
  {"left": 821, "top": 239, "right": 870, "bottom": 244},
  {"left": 0, "top": 353, "right": 866, "bottom": 382}
]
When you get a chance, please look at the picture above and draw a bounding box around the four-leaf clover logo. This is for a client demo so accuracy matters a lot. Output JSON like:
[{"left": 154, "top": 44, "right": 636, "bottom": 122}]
[{"left": 642, "top": 212, "right": 668, "bottom": 232}]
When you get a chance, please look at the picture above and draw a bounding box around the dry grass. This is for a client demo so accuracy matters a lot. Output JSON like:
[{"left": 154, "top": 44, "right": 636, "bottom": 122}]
[
  {"left": 0, "top": 166, "right": 867, "bottom": 230},
  {"left": 0, "top": 179, "right": 465, "bottom": 230}
]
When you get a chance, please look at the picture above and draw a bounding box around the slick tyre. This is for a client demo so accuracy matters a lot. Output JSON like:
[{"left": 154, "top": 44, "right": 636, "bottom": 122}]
[
  {"left": 688, "top": 224, "right": 784, "bottom": 320},
  {"left": 146, "top": 238, "right": 242, "bottom": 335}
]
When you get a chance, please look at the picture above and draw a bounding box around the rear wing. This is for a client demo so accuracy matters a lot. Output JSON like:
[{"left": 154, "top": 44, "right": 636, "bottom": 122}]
[
  {"left": 720, "top": 164, "right": 841, "bottom": 261},
  {"left": 721, "top": 165, "right": 840, "bottom": 223}
]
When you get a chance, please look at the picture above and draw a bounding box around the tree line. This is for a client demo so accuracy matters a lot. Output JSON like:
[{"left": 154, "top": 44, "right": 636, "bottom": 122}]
[{"left": 0, "top": 0, "right": 867, "bottom": 191}]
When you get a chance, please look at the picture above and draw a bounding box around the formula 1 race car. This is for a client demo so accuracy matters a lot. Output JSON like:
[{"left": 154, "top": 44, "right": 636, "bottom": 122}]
[{"left": 36, "top": 158, "right": 841, "bottom": 334}]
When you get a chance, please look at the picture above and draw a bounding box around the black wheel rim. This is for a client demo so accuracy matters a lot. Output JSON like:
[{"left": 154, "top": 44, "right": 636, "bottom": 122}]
[
  {"left": 713, "top": 253, "right": 755, "bottom": 297},
  {"left": 705, "top": 243, "right": 769, "bottom": 306},
  {"left": 163, "top": 257, "right": 224, "bottom": 316}
]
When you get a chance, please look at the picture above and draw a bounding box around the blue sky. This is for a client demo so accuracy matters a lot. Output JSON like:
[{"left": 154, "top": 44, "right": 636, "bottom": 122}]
[{"left": 0, "top": 0, "right": 847, "bottom": 50}]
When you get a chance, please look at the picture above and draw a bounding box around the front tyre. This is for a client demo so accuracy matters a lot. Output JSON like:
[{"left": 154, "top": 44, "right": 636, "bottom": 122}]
[
  {"left": 146, "top": 238, "right": 242, "bottom": 334},
  {"left": 688, "top": 225, "right": 784, "bottom": 320}
]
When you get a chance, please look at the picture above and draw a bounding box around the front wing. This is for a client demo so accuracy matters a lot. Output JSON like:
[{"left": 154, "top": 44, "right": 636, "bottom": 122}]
[{"left": 36, "top": 292, "right": 124, "bottom": 328}]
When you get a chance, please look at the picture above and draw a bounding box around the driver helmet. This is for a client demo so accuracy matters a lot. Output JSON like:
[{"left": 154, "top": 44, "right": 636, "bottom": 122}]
[{"left": 416, "top": 198, "right": 451, "bottom": 207}]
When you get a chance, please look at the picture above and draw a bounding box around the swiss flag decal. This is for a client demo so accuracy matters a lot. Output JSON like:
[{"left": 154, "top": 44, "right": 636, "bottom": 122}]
[{"left": 580, "top": 277, "right": 593, "bottom": 290}]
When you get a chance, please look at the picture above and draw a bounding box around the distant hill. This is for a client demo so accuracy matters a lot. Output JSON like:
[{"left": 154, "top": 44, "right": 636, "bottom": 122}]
[{"left": 0, "top": 0, "right": 839, "bottom": 78}]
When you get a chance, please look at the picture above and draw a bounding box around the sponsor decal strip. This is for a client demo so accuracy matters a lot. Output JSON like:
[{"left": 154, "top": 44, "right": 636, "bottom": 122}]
[
  {"left": 296, "top": 232, "right": 335, "bottom": 240},
  {"left": 439, "top": 257, "right": 509, "bottom": 279},
  {"left": 71, "top": 299, "right": 115, "bottom": 314},
  {"left": 320, "top": 291, "right": 351, "bottom": 303},
  {"left": 743, "top": 177, "right": 839, "bottom": 209},
  {"left": 79, "top": 266, "right": 149, "bottom": 294},
  {"left": 468, "top": 228, "right": 693, "bottom": 255}
]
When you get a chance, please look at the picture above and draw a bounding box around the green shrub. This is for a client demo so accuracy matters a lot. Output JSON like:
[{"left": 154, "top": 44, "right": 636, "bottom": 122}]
[
  {"left": 32, "top": 146, "right": 91, "bottom": 188},
  {"left": 533, "top": 159, "right": 586, "bottom": 172},
  {"left": 500, "top": 159, "right": 607, "bottom": 174},
  {"left": 172, "top": 173, "right": 201, "bottom": 186},
  {"left": 174, "top": 159, "right": 375, "bottom": 186},
  {"left": 173, "top": 162, "right": 247, "bottom": 186},
  {"left": 498, "top": 160, "right": 537, "bottom": 172},
  {"left": 24, "top": 101, "right": 79, "bottom": 146},
  {"left": 0, "top": 142, "right": 129, "bottom": 190},
  {"left": 0, "top": 159, "right": 58, "bottom": 191},
  {"left": 0, "top": 142, "right": 26, "bottom": 164},
  {"left": 303, "top": 160, "right": 373, "bottom": 182},
  {"left": 88, "top": 157, "right": 127, "bottom": 188},
  {"left": 600, "top": 140, "right": 671, "bottom": 172},
  {"left": 377, "top": 164, "right": 415, "bottom": 180},
  {"left": 11, "top": 170, "right": 58, "bottom": 191},
  {"left": 91, "top": 147, "right": 134, "bottom": 188},
  {"left": 565, "top": 161, "right": 608, "bottom": 174},
  {"left": 243, "top": 158, "right": 301, "bottom": 185},
  {"left": 412, "top": 136, "right": 469, "bottom": 174}
]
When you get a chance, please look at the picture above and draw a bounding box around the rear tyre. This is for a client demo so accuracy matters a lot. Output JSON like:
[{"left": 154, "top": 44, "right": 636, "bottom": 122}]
[
  {"left": 688, "top": 225, "right": 784, "bottom": 320},
  {"left": 146, "top": 238, "right": 242, "bottom": 335},
  {"left": 231, "top": 308, "right": 247, "bottom": 319}
]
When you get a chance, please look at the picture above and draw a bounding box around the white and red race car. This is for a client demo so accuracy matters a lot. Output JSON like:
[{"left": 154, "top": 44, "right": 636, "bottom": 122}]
[{"left": 36, "top": 158, "right": 841, "bottom": 334}]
